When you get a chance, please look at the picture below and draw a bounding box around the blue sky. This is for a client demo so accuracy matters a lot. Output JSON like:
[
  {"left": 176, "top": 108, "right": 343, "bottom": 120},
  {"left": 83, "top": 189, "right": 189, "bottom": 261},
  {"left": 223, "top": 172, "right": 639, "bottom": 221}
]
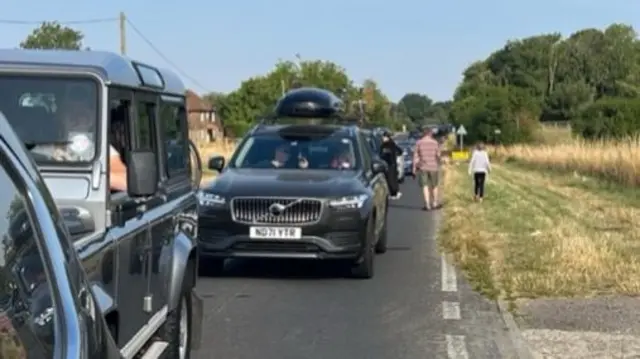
[{"left": 2, "top": 0, "right": 639, "bottom": 102}]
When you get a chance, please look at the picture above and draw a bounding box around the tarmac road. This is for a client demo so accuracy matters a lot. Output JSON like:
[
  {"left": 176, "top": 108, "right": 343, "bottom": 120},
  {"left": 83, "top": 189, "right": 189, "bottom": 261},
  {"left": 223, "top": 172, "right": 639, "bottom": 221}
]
[{"left": 194, "top": 181, "right": 520, "bottom": 359}]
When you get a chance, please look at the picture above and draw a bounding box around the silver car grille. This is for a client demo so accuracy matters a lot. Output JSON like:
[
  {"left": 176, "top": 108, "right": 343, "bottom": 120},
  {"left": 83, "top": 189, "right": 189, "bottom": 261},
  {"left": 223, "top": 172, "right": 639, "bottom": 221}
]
[{"left": 230, "top": 197, "right": 323, "bottom": 225}]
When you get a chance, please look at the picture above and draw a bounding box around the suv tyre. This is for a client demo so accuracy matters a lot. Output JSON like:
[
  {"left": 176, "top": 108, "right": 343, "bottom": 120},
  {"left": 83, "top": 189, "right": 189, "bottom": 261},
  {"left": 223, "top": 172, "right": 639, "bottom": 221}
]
[{"left": 351, "top": 218, "right": 375, "bottom": 279}]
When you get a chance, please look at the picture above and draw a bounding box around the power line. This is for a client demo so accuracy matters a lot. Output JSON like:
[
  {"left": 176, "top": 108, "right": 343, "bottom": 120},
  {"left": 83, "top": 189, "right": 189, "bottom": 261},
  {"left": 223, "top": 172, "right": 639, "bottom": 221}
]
[
  {"left": 0, "top": 18, "right": 117, "bottom": 25},
  {"left": 125, "top": 18, "right": 209, "bottom": 93}
]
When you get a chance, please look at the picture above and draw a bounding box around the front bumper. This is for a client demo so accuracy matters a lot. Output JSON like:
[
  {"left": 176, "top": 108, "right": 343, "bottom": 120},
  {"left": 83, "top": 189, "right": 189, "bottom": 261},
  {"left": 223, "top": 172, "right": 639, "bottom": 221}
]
[{"left": 197, "top": 206, "right": 368, "bottom": 260}]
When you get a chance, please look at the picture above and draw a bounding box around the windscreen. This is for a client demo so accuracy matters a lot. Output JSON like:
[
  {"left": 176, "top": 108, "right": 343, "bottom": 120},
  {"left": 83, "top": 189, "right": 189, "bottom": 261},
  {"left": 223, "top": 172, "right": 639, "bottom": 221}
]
[
  {"left": 0, "top": 75, "right": 99, "bottom": 164},
  {"left": 232, "top": 132, "right": 359, "bottom": 170}
]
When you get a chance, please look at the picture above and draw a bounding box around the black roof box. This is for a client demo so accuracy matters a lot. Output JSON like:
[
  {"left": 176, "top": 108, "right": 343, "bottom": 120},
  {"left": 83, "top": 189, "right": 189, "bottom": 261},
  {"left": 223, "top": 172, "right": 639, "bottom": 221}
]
[{"left": 274, "top": 87, "right": 344, "bottom": 118}]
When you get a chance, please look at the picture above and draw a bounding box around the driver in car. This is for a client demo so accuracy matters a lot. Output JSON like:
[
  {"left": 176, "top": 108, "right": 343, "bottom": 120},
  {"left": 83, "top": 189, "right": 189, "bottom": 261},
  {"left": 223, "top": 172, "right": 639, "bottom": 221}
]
[
  {"left": 55, "top": 86, "right": 128, "bottom": 191},
  {"left": 271, "top": 144, "right": 309, "bottom": 169}
]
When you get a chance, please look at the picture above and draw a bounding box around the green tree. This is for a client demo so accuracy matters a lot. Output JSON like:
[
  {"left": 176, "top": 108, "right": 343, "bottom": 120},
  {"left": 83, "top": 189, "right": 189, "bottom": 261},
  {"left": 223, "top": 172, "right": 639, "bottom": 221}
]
[
  {"left": 215, "top": 59, "right": 397, "bottom": 136},
  {"left": 397, "top": 93, "right": 433, "bottom": 123},
  {"left": 451, "top": 23, "right": 640, "bottom": 141},
  {"left": 20, "top": 21, "right": 84, "bottom": 50}
]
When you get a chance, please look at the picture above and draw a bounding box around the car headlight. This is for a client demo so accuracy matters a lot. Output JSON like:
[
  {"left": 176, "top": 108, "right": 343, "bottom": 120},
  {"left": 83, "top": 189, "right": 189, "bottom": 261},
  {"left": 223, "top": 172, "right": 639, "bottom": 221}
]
[
  {"left": 197, "top": 191, "right": 226, "bottom": 206},
  {"left": 328, "top": 194, "right": 369, "bottom": 209}
]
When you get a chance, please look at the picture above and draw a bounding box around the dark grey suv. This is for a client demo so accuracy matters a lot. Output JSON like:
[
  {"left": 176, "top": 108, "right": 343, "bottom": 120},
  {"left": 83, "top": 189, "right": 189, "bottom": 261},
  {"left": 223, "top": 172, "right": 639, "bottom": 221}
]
[{"left": 198, "top": 88, "right": 390, "bottom": 279}]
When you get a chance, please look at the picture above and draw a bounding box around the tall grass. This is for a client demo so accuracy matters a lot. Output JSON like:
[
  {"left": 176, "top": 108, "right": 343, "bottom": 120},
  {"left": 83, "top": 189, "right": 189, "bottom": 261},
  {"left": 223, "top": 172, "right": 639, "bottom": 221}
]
[{"left": 494, "top": 127, "right": 640, "bottom": 187}]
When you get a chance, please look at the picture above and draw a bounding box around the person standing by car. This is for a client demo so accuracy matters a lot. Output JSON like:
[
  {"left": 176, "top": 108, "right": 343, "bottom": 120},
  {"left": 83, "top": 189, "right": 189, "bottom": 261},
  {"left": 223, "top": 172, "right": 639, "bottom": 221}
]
[
  {"left": 413, "top": 128, "right": 441, "bottom": 210},
  {"left": 380, "top": 131, "right": 403, "bottom": 199},
  {"left": 468, "top": 142, "right": 491, "bottom": 202}
]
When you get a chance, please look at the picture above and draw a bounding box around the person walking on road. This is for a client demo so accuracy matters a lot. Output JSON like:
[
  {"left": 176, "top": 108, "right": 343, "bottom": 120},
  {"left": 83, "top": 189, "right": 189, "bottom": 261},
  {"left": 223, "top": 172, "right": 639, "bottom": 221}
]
[
  {"left": 380, "top": 131, "right": 403, "bottom": 200},
  {"left": 413, "top": 128, "right": 441, "bottom": 210},
  {"left": 468, "top": 142, "right": 491, "bottom": 202}
]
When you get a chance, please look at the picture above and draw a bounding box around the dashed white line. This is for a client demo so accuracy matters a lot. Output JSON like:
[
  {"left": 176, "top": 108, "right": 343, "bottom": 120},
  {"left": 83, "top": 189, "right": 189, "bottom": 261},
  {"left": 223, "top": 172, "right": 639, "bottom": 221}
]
[
  {"left": 442, "top": 301, "right": 461, "bottom": 320},
  {"left": 446, "top": 334, "right": 469, "bottom": 359},
  {"left": 441, "top": 255, "right": 458, "bottom": 292}
]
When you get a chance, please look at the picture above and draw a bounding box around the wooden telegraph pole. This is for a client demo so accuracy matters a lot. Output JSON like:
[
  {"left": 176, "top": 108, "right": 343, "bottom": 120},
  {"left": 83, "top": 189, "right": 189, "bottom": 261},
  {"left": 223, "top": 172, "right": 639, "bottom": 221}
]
[{"left": 119, "top": 12, "right": 126, "bottom": 55}]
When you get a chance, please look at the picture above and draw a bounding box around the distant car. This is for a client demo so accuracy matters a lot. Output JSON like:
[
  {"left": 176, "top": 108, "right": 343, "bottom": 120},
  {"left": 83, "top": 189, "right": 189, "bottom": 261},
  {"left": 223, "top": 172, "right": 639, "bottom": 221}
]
[{"left": 396, "top": 139, "right": 416, "bottom": 175}]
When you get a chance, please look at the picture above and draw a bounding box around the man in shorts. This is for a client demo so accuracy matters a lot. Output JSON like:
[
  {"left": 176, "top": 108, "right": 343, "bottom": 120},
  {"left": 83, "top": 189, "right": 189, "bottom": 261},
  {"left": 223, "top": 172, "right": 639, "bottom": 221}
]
[{"left": 412, "top": 127, "right": 441, "bottom": 210}]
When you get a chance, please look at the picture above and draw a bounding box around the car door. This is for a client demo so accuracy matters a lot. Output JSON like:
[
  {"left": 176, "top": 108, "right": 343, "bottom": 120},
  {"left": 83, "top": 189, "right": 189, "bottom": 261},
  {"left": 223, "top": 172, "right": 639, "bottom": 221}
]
[
  {"left": 133, "top": 92, "right": 175, "bottom": 317},
  {"left": 107, "top": 90, "right": 150, "bottom": 346},
  {"left": 358, "top": 133, "right": 387, "bottom": 234}
]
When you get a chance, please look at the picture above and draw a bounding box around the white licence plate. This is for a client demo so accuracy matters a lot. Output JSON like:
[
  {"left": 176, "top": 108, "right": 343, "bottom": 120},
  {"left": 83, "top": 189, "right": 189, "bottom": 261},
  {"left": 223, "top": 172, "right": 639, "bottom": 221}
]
[{"left": 249, "top": 227, "right": 302, "bottom": 240}]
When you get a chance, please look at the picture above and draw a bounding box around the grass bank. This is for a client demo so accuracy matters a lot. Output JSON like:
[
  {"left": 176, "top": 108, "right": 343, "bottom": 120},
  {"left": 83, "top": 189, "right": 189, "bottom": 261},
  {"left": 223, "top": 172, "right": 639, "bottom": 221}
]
[
  {"left": 439, "top": 162, "right": 640, "bottom": 300},
  {"left": 493, "top": 137, "right": 640, "bottom": 187}
]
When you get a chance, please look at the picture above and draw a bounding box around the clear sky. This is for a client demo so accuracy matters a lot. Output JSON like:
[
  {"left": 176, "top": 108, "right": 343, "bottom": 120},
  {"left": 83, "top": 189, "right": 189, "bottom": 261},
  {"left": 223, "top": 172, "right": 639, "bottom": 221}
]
[{"left": 1, "top": 0, "right": 639, "bottom": 102}]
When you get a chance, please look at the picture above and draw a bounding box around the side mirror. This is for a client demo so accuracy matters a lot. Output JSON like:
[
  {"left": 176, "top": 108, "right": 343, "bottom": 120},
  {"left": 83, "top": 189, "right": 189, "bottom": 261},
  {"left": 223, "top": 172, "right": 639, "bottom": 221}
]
[
  {"left": 126, "top": 150, "right": 158, "bottom": 197},
  {"left": 208, "top": 156, "right": 225, "bottom": 172},
  {"left": 371, "top": 159, "right": 388, "bottom": 174}
]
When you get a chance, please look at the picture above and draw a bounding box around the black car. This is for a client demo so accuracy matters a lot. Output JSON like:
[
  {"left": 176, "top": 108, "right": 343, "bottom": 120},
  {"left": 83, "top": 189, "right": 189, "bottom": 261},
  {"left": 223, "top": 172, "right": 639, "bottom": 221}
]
[{"left": 198, "top": 87, "right": 390, "bottom": 279}]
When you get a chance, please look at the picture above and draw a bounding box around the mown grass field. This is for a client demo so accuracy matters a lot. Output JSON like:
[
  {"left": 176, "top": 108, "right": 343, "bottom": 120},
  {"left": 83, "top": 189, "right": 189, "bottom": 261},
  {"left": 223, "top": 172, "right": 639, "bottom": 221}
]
[{"left": 439, "top": 161, "right": 640, "bottom": 301}]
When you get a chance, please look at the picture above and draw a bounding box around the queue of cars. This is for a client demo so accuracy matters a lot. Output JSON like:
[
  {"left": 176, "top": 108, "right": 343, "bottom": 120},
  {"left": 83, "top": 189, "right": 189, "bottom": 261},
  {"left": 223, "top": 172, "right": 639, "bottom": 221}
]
[
  {"left": 0, "top": 49, "right": 402, "bottom": 359},
  {"left": 198, "top": 87, "right": 391, "bottom": 279}
]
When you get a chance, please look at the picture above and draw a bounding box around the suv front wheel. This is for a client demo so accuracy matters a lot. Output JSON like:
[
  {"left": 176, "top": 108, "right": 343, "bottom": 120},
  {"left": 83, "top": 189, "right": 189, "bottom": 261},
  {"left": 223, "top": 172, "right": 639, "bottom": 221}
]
[{"left": 350, "top": 218, "right": 375, "bottom": 279}]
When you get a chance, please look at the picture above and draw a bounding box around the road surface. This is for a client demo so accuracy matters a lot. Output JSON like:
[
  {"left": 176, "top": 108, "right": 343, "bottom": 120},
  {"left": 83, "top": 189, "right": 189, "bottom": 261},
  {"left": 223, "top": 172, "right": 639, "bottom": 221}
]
[{"left": 194, "top": 181, "right": 520, "bottom": 359}]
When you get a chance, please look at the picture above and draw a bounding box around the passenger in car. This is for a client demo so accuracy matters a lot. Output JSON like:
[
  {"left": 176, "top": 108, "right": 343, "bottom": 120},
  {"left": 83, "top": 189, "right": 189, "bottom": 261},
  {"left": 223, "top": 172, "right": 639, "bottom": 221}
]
[
  {"left": 109, "top": 115, "right": 128, "bottom": 191},
  {"left": 109, "top": 145, "right": 127, "bottom": 191},
  {"left": 330, "top": 145, "right": 353, "bottom": 169},
  {"left": 271, "top": 144, "right": 308, "bottom": 169}
]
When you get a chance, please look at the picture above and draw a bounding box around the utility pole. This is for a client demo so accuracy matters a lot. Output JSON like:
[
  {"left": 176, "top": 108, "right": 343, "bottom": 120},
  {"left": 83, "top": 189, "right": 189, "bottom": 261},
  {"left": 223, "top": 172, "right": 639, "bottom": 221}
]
[{"left": 119, "top": 12, "right": 126, "bottom": 55}]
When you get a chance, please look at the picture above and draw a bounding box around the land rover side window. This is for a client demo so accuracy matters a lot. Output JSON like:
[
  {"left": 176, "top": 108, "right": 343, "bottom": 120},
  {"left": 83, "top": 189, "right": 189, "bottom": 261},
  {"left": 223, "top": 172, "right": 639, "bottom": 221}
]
[
  {"left": 0, "top": 75, "right": 99, "bottom": 165},
  {"left": 160, "top": 102, "right": 189, "bottom": 177},
  {"left": 0, "top": 156, "right": 57, "bottom": 358},
  {"left": 135, "top": 101, "right": 155, "bottom": 150}
]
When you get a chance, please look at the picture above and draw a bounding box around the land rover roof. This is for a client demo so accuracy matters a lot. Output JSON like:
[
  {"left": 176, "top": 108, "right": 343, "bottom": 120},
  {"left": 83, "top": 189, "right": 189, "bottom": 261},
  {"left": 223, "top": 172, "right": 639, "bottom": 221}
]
[{"left": 0, "top": 49, "right": 186, "bottom": 95}]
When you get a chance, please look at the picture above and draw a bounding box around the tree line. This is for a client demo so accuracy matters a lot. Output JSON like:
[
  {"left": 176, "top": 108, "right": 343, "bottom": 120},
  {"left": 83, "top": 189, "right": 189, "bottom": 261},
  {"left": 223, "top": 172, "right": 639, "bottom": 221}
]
[
  {"left": 450, "top": 23, "right": 640, "bottom": 144},
  {"left": 15, "top": 21, "right": 640, "bottom": 143}
]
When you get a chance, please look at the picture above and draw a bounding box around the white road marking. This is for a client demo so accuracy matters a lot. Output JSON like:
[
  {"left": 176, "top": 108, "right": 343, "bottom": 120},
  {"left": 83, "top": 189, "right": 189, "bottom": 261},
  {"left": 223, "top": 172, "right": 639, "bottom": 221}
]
[
  {"left": 446, "top": 334, "right": 469, "bottom": 359},
  {"left": 442, "top": 301, "right": 461, "bottom": 320},
  {"left": 441, "top": 255, "right": 458, "bottom": 292}
]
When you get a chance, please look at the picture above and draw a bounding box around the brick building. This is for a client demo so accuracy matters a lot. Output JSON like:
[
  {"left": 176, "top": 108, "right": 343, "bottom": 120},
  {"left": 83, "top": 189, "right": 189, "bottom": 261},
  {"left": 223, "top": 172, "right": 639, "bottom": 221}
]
[{"left": 186, "top": 90, "right": 221, "bottom": 143}]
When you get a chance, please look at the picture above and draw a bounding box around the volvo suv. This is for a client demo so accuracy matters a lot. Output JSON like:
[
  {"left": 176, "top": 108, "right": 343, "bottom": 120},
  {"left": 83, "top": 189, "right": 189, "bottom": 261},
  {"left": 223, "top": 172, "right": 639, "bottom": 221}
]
[{"left": 198, "top": 87, "right": 390, "bottom": 279}]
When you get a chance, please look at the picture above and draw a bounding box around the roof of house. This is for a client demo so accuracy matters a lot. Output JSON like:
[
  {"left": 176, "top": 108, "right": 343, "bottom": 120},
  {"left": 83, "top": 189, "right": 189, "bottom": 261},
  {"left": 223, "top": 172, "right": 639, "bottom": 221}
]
[{"left": 186, "top": 90, "right": 213, "bottom": 111}]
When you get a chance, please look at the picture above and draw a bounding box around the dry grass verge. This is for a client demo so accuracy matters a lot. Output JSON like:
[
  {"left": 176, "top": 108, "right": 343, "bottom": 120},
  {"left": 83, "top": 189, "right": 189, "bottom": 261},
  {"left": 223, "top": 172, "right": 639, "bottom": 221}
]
[
  {"left": 439, "top": 162, "right": 640, "bottom": 300},
  {"left": 493, "top": 137, "right": 640, "bottom": 187}
]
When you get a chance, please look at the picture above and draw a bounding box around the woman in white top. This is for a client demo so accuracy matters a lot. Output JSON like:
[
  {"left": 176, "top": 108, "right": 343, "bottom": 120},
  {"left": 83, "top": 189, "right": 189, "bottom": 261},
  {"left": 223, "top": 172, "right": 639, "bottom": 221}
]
[{"left": 468, "top": 142, "right": 491, "bottom": 201}]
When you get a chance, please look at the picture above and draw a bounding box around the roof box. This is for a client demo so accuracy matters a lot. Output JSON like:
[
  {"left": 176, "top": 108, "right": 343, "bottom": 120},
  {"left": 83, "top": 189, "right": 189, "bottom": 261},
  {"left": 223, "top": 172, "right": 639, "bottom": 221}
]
[{"left": 274, "top": 87, "right": 344, "bottom": 118}]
